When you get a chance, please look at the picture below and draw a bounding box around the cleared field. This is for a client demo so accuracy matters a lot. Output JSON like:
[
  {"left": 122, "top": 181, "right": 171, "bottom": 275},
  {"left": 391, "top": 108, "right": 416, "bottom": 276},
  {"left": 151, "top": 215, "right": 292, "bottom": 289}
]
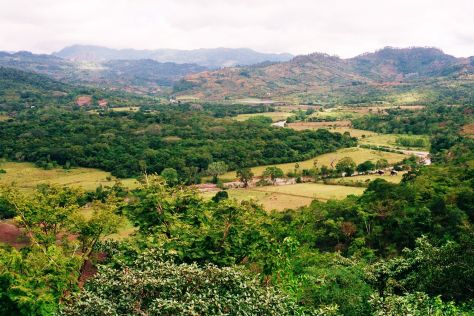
[
  {"left": 360, "top": 134, "right": 430, "bottom": 150},
  {"left": 221, "top": 147, "right": 408, "bottom": 179},
  {"left": 0, "top": 115, "right": 10, "bottom": 121},
  {"left": 328, "top": 127, "right": 377, "bottom": 138},
  {"left": 461, "top": 123, "right": 474, "bottom": 138},
  {"left": 331, "top": 172, "right": 405, "bottom": 185},
  {"left": 204, "top": 183, "right": 366, "bottom": 211},
  {"left": 234, "top": 111, "right": 294, "bottom": 122},
  {"left": 309, "top": 110, "right": 363, "bottom": 120},
  {"left": 275, "top": 105, "right": 322, "bottom": 111},
  {"left": 0, "top": 162, "right": 139, "bottom": 192},
  {"left": 287, "top": 121, "right": 351, "bottom": 130},
  {"left": 287, "top": 123, "right": 378, "bottom": 138},
  {"left": 109, "top": 106, "right": 140, "bottom": 112},
  {"left": 235, "top": 98, "right": 275, "bottom": 104}
]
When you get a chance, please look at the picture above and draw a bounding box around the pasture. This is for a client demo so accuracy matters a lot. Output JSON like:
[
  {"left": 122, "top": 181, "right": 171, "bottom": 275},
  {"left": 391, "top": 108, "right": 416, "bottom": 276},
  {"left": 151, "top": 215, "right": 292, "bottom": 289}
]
[
  {"left": 203, "top": 183, "right": 366, "bottom": 211},
  {"left": 234, "top": 111, "right": 294, "bottom": 122},
  {"left": 221, "top": 147, "right": 408, "bottom": 179},
  {"left": 329, "top": 172, "right": 405, "bottom": 185},
  {"left": 0, "top": 162, "right": 139, "bottom": 192},
  {"left": 287, "top": 120, "right": 352, "bottom": 130},
  {"left": 360, "top": 133, "right": 430, "bottom": 150},
  {"left": 109, "top": 106, "right": 140, "bottom": 112}
]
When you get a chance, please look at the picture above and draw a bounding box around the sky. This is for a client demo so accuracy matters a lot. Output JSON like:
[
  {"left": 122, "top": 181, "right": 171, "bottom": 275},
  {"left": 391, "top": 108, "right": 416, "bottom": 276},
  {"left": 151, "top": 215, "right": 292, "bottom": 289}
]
[{"left": 0, "top": 0, "right": 473, "bottom": 58}]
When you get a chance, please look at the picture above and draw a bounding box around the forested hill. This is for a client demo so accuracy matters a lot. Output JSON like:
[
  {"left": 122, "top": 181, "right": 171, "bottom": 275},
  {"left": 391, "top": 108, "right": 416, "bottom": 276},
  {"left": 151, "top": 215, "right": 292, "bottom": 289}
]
[
  {"left": 175, "top": 47, "right": 474, "bottom": 103},
  {"left": 54, "top": 45, "right": 294, "bottom": 68},
  {"left": 0, "top": 67, "right": 157, "bottom": 111},
  {"left": 0, "top": 52, "right": 208, "bottom": 92}
]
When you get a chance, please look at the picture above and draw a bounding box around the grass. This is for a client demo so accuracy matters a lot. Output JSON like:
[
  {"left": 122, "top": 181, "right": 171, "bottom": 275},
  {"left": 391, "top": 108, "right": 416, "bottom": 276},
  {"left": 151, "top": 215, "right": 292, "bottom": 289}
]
[
  {"left": 0, "top": 162, "right": 140, "bottom": 242},
  {"left": 360, "top": 134, "right": 430, "bottom": 150},
  {"left": 309, "top": 110, "right": 363, "bottom": 120},
  {"left": 331, "top": 172, "right": 405, "bottom": 185},
  {"left": 109, "top": 106, "right": 140, "bottom": 112},
  {"left": 0, "top": 115, "right": 10, "bottom": 121},
  {"left": 287, "top": 121, "right": 352, "bottom": 130},
  {"left": 221, "top": 147, "right": 408, "bottom": 179},
  {"left": 0, "top": 162, "right": 139, "bottom": 192},
  {"left": 234, "top": 112, "right": 294, "bottom": 122},
  {"left": 203, "top": 183, "right": 366, "bottom": 211},
  {"left": 287, "top": 123, "right": 380, "bottom": 139}
]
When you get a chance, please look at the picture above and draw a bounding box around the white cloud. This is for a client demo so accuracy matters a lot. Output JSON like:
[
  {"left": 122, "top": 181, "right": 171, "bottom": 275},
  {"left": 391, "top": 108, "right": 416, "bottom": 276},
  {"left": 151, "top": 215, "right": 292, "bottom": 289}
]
[{"left": 0, "top": 0, "right": 472, "bottom": 57}]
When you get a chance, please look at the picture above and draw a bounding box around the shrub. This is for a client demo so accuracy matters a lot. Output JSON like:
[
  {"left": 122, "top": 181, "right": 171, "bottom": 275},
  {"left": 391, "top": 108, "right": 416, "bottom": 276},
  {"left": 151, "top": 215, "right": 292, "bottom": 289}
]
[{"left": 60, "top": 250, "right": 311, "bottom": 315}]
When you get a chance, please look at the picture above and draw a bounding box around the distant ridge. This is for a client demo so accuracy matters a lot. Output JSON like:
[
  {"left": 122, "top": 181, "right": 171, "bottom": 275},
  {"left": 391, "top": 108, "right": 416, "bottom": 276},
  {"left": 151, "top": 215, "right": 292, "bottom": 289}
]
[
  {"left": 54, "top": 45, "right": 294, "bottom": 68},
  {"left": 177, "top": 46, "right": 473, "bottom": 100}
]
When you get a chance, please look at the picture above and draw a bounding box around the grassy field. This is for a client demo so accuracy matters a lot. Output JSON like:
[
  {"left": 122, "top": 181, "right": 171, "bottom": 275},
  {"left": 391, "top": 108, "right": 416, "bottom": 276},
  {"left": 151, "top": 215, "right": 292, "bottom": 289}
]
[
  {"left": 0, "top": 162, "right": 139, "bottom": 192},
  {"left": 0, "top": 115, "right": 10, "bottom": 121},
  {"left": 203, "top": 183, "right": 366, "bottom": 211},
  {"left": 330, "top": 172, "right": 405, "bottom": 185},
  {"left": 287, "top": 121, "right": 351, "bottom": 130},
  {"left": 221, "top": 147, "right": 408, "bottom": 179},
  {"left": 109, "top": 106, "right": 140, "bottom": 112},
  {"left": 360, "top": 134, "right": 430, "bottom": 150},
  {"left": 309, "top": 110, "right": 363, "bottom": 120},
  {"left": 234, "top": 111, "right": 294, "bottom": 122},
  {"left": 287, "top": 124, "right": 378, "bottom": 138}
]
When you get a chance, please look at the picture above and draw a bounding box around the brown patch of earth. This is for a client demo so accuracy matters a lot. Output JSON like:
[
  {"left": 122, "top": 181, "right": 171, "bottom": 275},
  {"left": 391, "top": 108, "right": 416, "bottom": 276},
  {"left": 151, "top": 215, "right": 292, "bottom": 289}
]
[
  {"left": 76, "top": 95, "right": 93, "bottom": 106},
  {"left": 0, "top": 221, "right": 29, "bottom": 248}
]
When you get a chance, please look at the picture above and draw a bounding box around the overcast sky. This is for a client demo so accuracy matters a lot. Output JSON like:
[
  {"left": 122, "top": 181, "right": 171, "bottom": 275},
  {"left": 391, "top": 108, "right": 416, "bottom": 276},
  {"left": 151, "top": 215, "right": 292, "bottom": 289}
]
[{"left": 0, "top": 0, "right": 473, "bottom": 57}]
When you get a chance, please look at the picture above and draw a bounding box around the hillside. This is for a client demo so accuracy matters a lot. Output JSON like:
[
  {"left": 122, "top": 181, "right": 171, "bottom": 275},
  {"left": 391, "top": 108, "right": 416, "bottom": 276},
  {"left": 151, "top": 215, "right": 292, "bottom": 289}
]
[
  {"left": 351, "top": 47, "right": 468, "bottom": 81},
  {"left": 54, "top": 45, "right": 294, "bottom": 68},
  {"left": 0, "top": 67, "right": 155, "bottom": 111},
  {"left": 175, "top": 47, "right": 474, "bottom": 104},
  {"left": 0, "top": 52, "right": 208, "bottom": 92}
]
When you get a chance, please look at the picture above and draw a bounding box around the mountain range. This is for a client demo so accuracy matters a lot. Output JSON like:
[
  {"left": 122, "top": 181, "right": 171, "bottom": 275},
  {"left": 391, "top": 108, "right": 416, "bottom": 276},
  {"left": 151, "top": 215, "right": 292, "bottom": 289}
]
[
  {"left": 0, "top": 46, "right": 472, "bottom": 103},
  {"left": 177, "top": 47, "right": 474, "bottom": 103},
  {"left": 0, "top": 51, "right": 207, "bottom": 93},
  {"left": 53, "top": 45, "right": 294, "bottom": 68}
]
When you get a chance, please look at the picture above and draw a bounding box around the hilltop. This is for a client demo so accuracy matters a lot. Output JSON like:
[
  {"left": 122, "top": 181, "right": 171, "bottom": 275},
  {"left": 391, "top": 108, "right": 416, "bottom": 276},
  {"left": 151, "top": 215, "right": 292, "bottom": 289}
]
[
  {"left": 0, "top": 52, "right": 207, "bottom": 93},
  {"left": 54, "top": 45, "right": 294, "bottom": 68},
  {"left": 176, "top": 47, "right": 474, "bottom": 104}
]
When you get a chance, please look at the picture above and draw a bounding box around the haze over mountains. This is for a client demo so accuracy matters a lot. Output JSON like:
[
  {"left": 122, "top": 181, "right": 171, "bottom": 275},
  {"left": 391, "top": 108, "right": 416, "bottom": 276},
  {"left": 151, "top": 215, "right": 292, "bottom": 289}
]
[
  {"left": 0, "top": 45, "right": 472, "bottom": 103},
  {"left": 179, "top": 47, "right": 474, "bottom": 102},
  {"left": 54, "top": 45, "right": 294, "bottom": 68}
]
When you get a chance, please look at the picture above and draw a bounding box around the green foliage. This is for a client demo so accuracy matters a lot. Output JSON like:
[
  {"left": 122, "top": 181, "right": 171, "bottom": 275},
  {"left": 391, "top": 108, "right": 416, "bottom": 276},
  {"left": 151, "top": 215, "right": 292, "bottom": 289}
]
[
  {"left": 357, "top": 160, "right": 375, "bottom": 173},
  {"left": 60, "top": 249, "right": 311, "bottom": 316},
  {"left": 263, "top": 166, "right": 284, "bottom": 184},
  {"left": 125, "top": 178, "right": 271, "bottom": 265},
  {"left": 212, "top": 190, "right": 229, "bottom": 203},
  {"left": 369, "top": 292, "right": 466, "bottom": 316},
  {"left": 206, "top": 161, "right": 228, "bottom": 183},
  {"left": 367, "top": 234, "right": 474, "bottom": 302},
  {"left": 0, "top": 184, "right": 126, "bottom": 315},
  {"left": 236, "top": 167, "right": 254, "bottom": 187},
  {"left": 336, "top": 157, "right": 356, "bottom": 176},
  {"left": 352, "top": 105, "right": 470, "bottom": 135},
  {"left": 160, "top": 167, "right": 179, "bottom": 186},
  {"left": 0, "top": 245, "right": 81, "bottom": 316},
  {"left": 375, "top": 158, "right": 389, "bottom": 169},
  {"left": 0, "top": 107, "right": 356, "bottom": 178},
  {"left": 395, "top": 136, "right": 429, "bottom": 148}
]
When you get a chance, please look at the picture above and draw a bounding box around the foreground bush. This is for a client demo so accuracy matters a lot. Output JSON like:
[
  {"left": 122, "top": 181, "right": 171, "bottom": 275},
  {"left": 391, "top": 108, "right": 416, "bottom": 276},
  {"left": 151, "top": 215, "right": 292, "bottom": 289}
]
[{"left": 60, "top": 250, "right": 316, "bottom": 315}]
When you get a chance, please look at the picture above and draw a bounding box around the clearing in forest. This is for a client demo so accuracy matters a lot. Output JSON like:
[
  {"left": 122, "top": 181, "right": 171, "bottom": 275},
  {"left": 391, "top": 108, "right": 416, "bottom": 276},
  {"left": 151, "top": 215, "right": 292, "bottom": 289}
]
[
  {"left": 234, "top": 111, "right": 294, "bottom": 122},
  {"left": 221, "top": 147, "right": 408, "bottom": 179},
  {"left": 0, "top": 162, "right": 138, "bottom": 192},
  {"left": 203, "top": 183, "right": 366, "bottom": 211}
]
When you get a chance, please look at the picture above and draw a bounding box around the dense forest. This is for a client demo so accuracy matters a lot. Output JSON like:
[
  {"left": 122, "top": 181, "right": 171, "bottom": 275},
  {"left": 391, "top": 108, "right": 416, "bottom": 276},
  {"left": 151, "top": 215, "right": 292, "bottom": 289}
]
[{"left": 0, "top": 107, "right": 355, "bottom": 178}]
